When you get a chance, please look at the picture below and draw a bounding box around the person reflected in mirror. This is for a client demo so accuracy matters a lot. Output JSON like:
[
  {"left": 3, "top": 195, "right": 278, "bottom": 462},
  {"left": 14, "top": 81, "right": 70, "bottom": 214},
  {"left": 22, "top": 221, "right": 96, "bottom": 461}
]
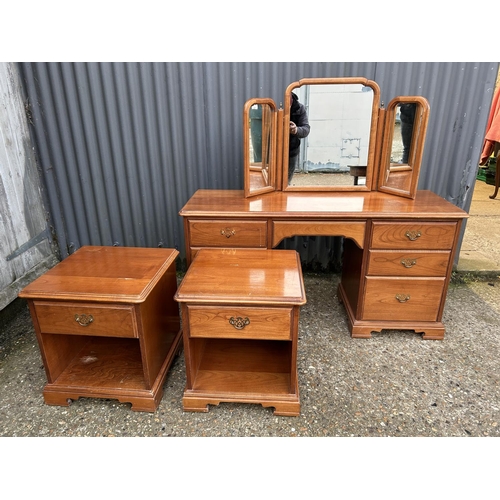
[
  {"left": 400, "top": 103, "right": 416, "bottom": 164},
  {"left": 249, "top": 104, "right": 262, "bottom": 163},
  {"left": 288, "top": 92, "right": 310, "bottom": 183}
]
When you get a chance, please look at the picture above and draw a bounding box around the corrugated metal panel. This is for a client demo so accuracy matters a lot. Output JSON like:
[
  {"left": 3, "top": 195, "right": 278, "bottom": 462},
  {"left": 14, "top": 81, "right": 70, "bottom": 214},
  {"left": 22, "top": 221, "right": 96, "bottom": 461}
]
[
  {"left": 17, "top": 62, "right": 499, "bottom": 269},
  {"left": 0, "top": 62, "right": 58, "bottom": 310}
]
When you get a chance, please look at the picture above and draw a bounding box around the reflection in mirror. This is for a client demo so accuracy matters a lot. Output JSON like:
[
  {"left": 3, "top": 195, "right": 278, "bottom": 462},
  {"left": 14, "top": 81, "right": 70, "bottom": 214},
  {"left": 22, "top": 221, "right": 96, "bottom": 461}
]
[
  {"left": 390, "top": 103, "right": 416, "bottom": 165},
  {"left": 244, "top": 98, "right": 277, "bottom": 198},
  {"left": 250, "top": 104, "right": 270, "bottom": 186},
  {"left": 282, "top": 78, "right": 380, "bottom": 191},
  {"left": 378, "top": 96, "right": 430, "bottom": 199}
]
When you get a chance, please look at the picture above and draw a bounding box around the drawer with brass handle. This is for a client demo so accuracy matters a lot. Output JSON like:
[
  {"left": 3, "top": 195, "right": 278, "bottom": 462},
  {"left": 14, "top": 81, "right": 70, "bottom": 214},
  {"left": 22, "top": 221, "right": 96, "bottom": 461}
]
[
  {"left": 362, "top": 277, "right": 445, "bottom": 321},
  {"left": 33, "top": 301, "right": 137, "bottom": 338},
  {"left": 186, "top": 305, "right": 293, "bottom": 340},
  {"left": 367, "top": 250, "right": 450, "bottom": 277},
  {"left": 188, "top": 220, "right": 268, "bottom": 247},
  {"left": 371, "top": 222, "right": 457, "bottom": 250}
]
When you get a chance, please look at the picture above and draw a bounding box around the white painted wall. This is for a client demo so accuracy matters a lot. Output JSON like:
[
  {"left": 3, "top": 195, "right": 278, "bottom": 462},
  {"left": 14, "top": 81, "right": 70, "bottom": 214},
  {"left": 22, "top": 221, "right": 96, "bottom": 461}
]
[
  {"left": 0, "top": 62, "right": 58, "bottom": 310},
  {"left": 298, "top": 84, "right": 373, "bottom": 172}
]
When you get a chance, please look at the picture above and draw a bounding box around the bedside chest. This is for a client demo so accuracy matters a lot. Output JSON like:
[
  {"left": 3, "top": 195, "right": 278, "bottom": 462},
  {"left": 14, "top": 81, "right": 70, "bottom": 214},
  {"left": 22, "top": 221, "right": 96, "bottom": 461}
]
[
  {"left": 174, "top": 248, "right": 306, "bottom": 416},
  {"left": 19, "top": 246, "right": 182, "bottom": 412}
]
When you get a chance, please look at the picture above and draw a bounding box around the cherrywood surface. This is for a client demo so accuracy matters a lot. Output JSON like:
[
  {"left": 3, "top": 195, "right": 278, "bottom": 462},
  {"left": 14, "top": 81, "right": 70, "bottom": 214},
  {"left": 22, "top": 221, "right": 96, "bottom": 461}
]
[
  {"left": 34, "top": 302, "right": 137, "bottom": 337},
  {"left": 175, "top": 248, "right": 306, "bottom": 306},
  {"left": 175, "top": 248, "right": 304, "bottom": 416},
  {"left": 189, "top": 220, "right": 268, "bottom": 248},
  {"left": 272, "top": 220, "right": 366, "bottom": 248},
  {"left": 371, "top": 222, "right": 457, "bottom": 249},
  {"left": 243, "top": 98, "right": 277, "bottom": 198},
  {"left": 181, "top": 339, "right": 300, "bottom": 416},
  {"left": 186, "top": 305, "right": 293, "bottom": 340},
  {"left": 378, "top": 96, "right": 430, "bottom": 200},
  {"left": 49, "top": 337, "right": 145, "bottom": 390},
  {"left": 367, "top": 250, "right": 450, "bottom": 277},
  {"left": 362, "top": 277, "right": 445, "bottom": 321},
  {"left": 19, "top": 246, "right": 177, "bottom": 303},
  {"left": 179, "top": 189, "right": 467, "bottom": 219},
  {"left": 337, "top": 284, "right": 446, "bottom": 340},
  {"left": 338, "top": 216, "right": 462, "bottom": 339},
  {"left": 19, "top": 246, "right": 182, "bottom": 412}
]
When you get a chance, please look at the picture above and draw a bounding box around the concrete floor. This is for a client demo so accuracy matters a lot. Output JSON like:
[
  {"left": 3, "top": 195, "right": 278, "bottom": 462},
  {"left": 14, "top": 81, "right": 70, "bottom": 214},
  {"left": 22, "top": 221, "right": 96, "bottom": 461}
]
[
  {"left": 1, "top": 179, "right": 499, "bottom": 495},
  {"left": 458, "top": 178, "right": 500, "bottom": 275}
]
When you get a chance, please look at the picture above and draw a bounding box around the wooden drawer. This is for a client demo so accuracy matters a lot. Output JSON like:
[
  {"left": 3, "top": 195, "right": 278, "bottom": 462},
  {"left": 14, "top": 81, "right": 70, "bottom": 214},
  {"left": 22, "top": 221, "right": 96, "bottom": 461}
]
[
  {"left": 188, "top": 220, "right": 267, "bottom": 248},
  {"left": 362, "top": 277, "right": 445, "bottom": 321},
  {"left": 367, "top": 250, "right": 451, "bottom": 277},
  {"left": 186, "top": 305, "right": 292, "bottom": 340},
  {"left": 371, "top": 222, "right": 457, "bottom": 250},
  {"left": 33, "top": 301, "right": 138, "bottom": 338}
]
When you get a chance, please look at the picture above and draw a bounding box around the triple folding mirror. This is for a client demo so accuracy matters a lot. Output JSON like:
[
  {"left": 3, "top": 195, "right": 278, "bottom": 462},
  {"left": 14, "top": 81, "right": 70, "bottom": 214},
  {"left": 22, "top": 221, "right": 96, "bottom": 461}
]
[{"left": 244, "top": 77, "right": 430, "bottom": 199}]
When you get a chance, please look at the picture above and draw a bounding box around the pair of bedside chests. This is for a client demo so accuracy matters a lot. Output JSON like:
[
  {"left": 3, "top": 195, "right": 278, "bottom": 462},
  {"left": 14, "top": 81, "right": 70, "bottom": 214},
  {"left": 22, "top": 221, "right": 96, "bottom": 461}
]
[{"left": 19, "top": 245, "right": 306, "bottom": 416}]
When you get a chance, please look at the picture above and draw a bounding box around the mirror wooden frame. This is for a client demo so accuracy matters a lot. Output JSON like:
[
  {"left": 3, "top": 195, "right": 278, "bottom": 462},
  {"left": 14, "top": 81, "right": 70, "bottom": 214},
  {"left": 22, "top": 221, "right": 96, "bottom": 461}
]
[
  {"left": 282, "top": 77, "right": 381, "bottom": 192},
  {"left": 243, "top": 98, "right": 279, "bottom": 198},
  {"left": 378, "top": 96, "right": 430, "bottom": 199}
]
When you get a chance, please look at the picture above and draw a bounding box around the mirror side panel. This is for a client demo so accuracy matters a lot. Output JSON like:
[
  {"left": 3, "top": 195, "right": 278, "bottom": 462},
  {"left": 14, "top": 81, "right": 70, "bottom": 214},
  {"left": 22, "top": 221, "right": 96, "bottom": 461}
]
[
  {"left": 243, "top": 98, "right": 278, "bottom": 198},
  {"left": 378, "top": 96, "right": 430, "bottom": 199}
]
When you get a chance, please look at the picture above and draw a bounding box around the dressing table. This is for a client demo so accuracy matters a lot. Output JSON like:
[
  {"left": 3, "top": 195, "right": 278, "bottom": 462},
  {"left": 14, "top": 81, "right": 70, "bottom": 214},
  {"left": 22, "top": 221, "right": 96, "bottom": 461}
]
[{"left": 180, "top": 78, "right": 468, "bottom": 340}]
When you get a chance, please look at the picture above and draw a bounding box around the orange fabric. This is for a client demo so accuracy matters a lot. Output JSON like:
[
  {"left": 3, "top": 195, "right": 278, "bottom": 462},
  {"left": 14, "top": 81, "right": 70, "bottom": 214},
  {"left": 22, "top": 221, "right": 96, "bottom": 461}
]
[{"left": 480, "top": 86, "right": 500, "bottom": 165}]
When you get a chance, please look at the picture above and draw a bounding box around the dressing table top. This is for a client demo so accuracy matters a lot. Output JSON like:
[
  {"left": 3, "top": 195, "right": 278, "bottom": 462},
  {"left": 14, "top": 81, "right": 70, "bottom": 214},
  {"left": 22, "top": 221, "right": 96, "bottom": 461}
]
[{"left": 180, "top": 189, "right": 468, "bottom": 220}]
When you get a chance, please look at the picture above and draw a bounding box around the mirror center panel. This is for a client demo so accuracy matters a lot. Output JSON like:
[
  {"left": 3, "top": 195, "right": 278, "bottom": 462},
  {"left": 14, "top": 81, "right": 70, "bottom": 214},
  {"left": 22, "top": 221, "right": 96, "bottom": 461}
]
[{"left": 284, "top": 79, "right": 379, "bottom": 191}]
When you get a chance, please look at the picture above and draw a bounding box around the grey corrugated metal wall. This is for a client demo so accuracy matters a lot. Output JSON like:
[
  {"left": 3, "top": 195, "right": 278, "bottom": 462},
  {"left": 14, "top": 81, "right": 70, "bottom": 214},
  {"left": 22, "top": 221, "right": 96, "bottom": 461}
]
[{"left": 17, "top": 62, "right": 499, "bottom": 269}]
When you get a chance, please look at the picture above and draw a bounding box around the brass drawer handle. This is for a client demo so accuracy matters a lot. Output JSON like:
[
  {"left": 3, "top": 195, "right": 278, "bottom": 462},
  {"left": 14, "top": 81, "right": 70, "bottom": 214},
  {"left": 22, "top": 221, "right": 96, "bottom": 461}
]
[
  {"left": 395, "top": 294, "right": 410, "bottom": 303},
  {"left": 401, "top": 258, "right": 417, "bottom": 268},
  {"left": 221, "top": 228, "right": 236, "bottom": 238},
  {"left": 229, "top": 316, "right": 250, "bottom": 330},
  {"left": 405, "top": 230, "right": 421, "bottom": 241},
  {"left": 74, "top": 314, "right": 94, "bottom": 326}
]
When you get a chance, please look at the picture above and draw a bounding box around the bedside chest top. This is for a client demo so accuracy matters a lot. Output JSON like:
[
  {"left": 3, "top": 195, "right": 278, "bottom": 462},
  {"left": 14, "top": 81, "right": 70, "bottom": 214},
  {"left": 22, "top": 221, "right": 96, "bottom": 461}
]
[
  {"left": 19, "top": 246, "right": 179, "bottom": 303},
  {"left": 174, "top": 248, "right": 306, "bottom": 306}
]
